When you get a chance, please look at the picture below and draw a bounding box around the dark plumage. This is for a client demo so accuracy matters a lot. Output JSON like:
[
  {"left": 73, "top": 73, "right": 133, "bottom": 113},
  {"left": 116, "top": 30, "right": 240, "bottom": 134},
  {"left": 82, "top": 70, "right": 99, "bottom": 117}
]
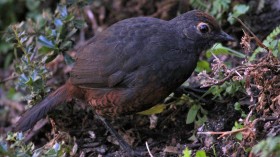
[{"left": 16, "top": 10, "right": 234, "bottom": 132}]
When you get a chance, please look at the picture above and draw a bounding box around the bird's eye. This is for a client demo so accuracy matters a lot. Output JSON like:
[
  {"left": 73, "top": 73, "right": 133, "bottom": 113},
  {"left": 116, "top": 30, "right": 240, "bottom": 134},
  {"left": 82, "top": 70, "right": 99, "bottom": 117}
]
[{"left": 197, "top": 22, "right": 211, "bottom": 34}]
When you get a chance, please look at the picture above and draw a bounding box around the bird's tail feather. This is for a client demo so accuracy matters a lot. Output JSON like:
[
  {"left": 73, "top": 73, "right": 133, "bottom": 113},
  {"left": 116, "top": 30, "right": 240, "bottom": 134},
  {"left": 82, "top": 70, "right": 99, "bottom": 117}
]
[{"left": 15, "top": 82, "right": 77, "bottom": 132}]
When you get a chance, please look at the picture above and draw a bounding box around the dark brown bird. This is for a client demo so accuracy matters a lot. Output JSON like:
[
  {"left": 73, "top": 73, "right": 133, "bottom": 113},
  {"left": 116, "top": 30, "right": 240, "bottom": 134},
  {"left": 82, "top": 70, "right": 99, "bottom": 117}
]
[{"left": 16, "top": 10, "right": 234, "bottom": 132}]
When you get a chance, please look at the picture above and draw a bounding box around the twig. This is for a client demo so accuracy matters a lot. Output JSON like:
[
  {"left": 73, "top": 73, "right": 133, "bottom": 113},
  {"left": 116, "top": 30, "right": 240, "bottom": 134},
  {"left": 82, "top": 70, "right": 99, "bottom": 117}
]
[
  {"left": 245, "top": 108, "right": 253, "bottom": 125},
  {"left": 201, "top": 63, "right": 280, "bottom": 87},
  {"left": 197, "top": 127, "right": 248, "bottom": 139},
  {"left": 24, "top": 119, "right": 48, "bottom": 143},
  {"left": 84, "top": 6, "right": 98, "bottom": 34},
  {"left": 0, "top": 74, "right": 18, "bottom": 84},
  {"left": 234, "top": 17, "right": 269, "bottom": 52},
  {"left": 234, "top": 70, "right": 243, "bottom": 79},
  {"left": 146, "top": 141, "right": 154, "bottom": 157}
]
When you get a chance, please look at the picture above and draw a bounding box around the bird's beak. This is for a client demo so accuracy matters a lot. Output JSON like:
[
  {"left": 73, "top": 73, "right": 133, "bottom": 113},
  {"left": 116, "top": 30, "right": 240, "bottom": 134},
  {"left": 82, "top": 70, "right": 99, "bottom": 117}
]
[{"left": 217, "top": 31, "right": 235, "bottom": 42}]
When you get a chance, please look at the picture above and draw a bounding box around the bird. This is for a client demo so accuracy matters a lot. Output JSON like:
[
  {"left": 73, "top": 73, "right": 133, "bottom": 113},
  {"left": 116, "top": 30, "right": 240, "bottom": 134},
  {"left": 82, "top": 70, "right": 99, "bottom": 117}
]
[{"left": 15, "top": 10, "right": 234, "bottom": 146}]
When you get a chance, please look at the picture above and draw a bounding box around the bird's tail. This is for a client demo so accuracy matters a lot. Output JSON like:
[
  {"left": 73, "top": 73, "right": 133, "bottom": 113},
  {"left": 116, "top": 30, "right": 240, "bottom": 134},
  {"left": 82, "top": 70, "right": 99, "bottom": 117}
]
[{"left": 15, "top": 81, "right": 79, "bottom": 132}]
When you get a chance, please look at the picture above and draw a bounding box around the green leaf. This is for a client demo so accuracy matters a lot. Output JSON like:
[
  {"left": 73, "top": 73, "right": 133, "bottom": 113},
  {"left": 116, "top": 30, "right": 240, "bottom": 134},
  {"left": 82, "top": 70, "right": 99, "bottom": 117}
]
[
  {"left": 64, "top": 14, "right": 75, "bottom": 22},
  {"left": 25, "top": 77, "right": 33, "bottom": 86},
  {"left": 6, "top": 132, "right": 16, "bottom": 141},
  {"left": 252, "top": 136, "right": 280, "bottom": 157},
  {"left": 225, "top": 84, "right": 233, "bottom": 93},
  {"left": 183, "top": 147, "right": 192, "bottom": 157},
  {"left": 38, "top": 35, "right": 55, "bottom": 48},
  {"left": 196, "top": 114, "right": 207, "bottom": 126},
  {"left": 252, "top": 25, "right": 280, "bottom": 60},
  {"left": 19, "top": 74, "right": 28, "bottom": 85},
  {"left": 196, "top": 150, "right": 206, "bottom": 157},
  {"left": 45, "top": 148, "right": 57, "bottom": 156},
  {"left": 0, "top": 42, "right": 13, "bottom": 54},
  {"left": 64, "top": 53, "right": 75, "bottom": 65},
  {"left": 25, "top": 0, "right": 40, "bottom": 11},
  {"left": 233, "top": 121, "right": 243, "bottom": 130},
  {"left": 73, "top": 19, "right": 86, "bottom": 29},
  {"left": 207, "top": 43, "right": 245, "bottom": 58},
  {"left": 31, "top": 70, "right": 40, "bottom": 82},
  {"left": 38, "top": 46, "right": 53, "bottom": 54},
  {"left": 235, "top": 132, "right": 243, "bottom": 141},
  {"left": 0, "top": 139, "right": 8, "bottom": 152},
  {"left": 66, "top": 28, "right": 77, "bottom": 39},
  {"left": 60, "top": 41, "right": 73, "bottom": 50},
  {"left": 45, "top": 52, "right": 58, "bottom": 63},
  {"left": 234, "top": 102, "right": 241, "bottom": 111},
  {"left": 137, "top": 104, "right": 166, "bottom": 115},
  {"left": 233, "top": 4, "right": 249, "bottom": 15},
  {"left": 58, "top": 5, "right": 67, "bottom": 19},
  {"left": 186, "top": 104, "right": 200, "bottom": 124},
  {"left": 195, "top": 60, "right": 211, "bottom": 72},
  {"left": 7, "top": 88, "right": 22, "bottom": 101},
  {"left": 228, "top": 4, "right": 250, "bottom": 24}
]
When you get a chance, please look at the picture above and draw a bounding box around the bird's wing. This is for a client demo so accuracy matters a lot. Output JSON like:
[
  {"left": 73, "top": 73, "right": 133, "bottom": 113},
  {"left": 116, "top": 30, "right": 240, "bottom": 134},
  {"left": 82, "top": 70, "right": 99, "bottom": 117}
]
[{"left": 70, "top": 17, "right": 175, "bottom": 89}]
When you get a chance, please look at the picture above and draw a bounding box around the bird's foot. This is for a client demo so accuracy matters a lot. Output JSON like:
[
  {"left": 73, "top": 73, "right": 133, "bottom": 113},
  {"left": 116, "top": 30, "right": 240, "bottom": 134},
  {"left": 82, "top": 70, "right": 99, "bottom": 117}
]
[{"left": 95, "top": 114, "right": 147, "bottom": 156}]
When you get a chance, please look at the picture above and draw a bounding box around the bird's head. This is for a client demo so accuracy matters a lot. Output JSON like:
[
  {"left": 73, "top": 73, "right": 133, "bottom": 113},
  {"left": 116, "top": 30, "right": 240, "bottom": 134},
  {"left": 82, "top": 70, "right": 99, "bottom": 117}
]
[{"left": 170, "top": 10, "right": 234, "bottom": 50}]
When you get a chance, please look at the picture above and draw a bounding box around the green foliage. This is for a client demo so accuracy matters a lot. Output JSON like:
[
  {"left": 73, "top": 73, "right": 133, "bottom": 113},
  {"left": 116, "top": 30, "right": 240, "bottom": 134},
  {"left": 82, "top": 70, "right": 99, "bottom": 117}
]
[
  {"left": 234, "top": 102, "right": 247, "bottom": 118},
  {"left": 227, "top": 4, "right": 250, "bottom": 24},
  {"left": 232, "top": 121, "right": 243, "bottom": 141},
  {"left": 182, "top": 147, "right": 192, "bottom": 157},
  {"left": 0, "top": 132, "right": 77, "bottom": 157},
  {"left": 0, "top": 132, "right": 34, "bottom": 156},
  {"left": 204, "top": 80, "right": 244, "bottom": 100},
  {"left": 189, "top": 0, "right": 208, "bottom": 10},
  {"left": 195, "top": 150, "right": 207, "bottom": 157},
  {"left": 251, "top": 25, "right": 280, "bottom": 60},
  {"left": 196, "top": 60, "right": 211, "bottom": 73},
  {"left": 139, "top": 93, "right": 208, "bottom": 125},
  {"left": 182, "top": 147, "right": 207, "bottom": 157},
  {"left": 190, "top": 0, "right": 249, "bottom": 25},
  {"left": 196, "top": 43, "right": 245, "bottom": 73},
  {"left": 183, "top": 95, "right": 207, "bottom": 126},
  {"left": 3, "top": 3, "right": 86, "bottom": 104},
  {"left": 6, "top": 21, "right": 51, "bottom": 103},
  {"left": 137, "top": 104, "right": 166, "bottom": 115},
  {"left": 206, "top": 43, "right": 245, "bottom": 59},
  {"left": 252, "top": 136, "right": 280, "bottom": 157},
  {"left": 6, "top": 87, "right": 23, "bottom": 101},
  {"left": 190, "top": 0, "right": 231, "bottom": 20},
  {"left": 186, "top": 104, "right": 207, "bottom": 125},
  {"left": 0, "top": 0, "right": 42, "bottom": 68},
  {"left": 209, "top": 0, "right": 231, "bottom": 21}
]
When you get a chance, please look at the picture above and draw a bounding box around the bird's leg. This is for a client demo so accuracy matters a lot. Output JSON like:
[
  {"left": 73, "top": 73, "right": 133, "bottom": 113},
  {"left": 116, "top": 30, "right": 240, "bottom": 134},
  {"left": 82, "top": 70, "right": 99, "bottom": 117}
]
[{"left": 95, "top": 114, "right": 145, "bottom": 156}]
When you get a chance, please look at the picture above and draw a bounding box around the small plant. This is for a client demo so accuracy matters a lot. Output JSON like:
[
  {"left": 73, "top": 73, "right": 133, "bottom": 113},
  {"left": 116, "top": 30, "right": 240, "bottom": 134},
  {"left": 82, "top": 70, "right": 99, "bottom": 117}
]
[
  {"left": 232, "top": 121, "right": 244, "bottom": 141},
  {"left": 182, "top": 147, "right": 207, "bottom": 157},
  {"left": 182, "top": 147, "right": 192, "bottom": 157},
  {"left": 0, "top": 132, "right": 77, "bottom": 157},
  {"left": 0, "top": 132, "right": 34, "bottom": 156},
  {"left": 190, "top": 0, "right": 249, "bottom": 24},
  {"left": 251, "top": 136, "right": 280, "bottom": 157},
  {"left": 4, "top": 2, "right": 86, "bottom": 105},
  {"left": 252, "top": 25, "right": 280, "bottom": 60},
  {"left": 0, "top": 0, "right": 42, "bottom": 68},
  {"left": 185, "top": 100, "right": 207, "bottom": 127},
  {"left": 203, "top": 80, "right": 245, "bottom": 100},
  {"left": 196, "top": 17, "right": 280, "bottom": 156}
]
